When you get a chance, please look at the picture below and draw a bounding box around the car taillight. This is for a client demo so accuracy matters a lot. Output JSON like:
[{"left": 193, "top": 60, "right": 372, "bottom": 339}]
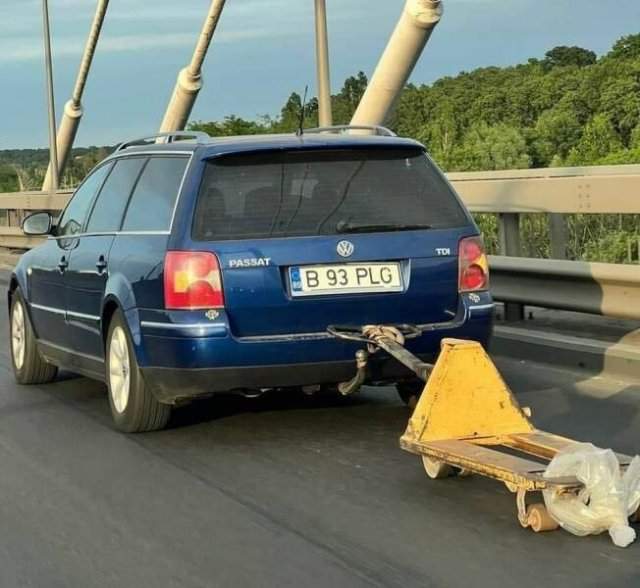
[
  {"left": 164, "top": 251, "right": 224, "bottom": 309},
  {"left": 458, "top": 236, "right": 489, "bottom": 292}
]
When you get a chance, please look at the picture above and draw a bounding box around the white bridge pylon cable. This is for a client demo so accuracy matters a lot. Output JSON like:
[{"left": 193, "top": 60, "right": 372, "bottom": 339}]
[
  {"left": 351, "top": 0, "right": 443, "bottom": 128},
  {"left": 41, "top": 0, "right": 59, "bottom": 194},
  {"left": 42, "top": 0, "right": 110, "bottom": 191},
  {"left": 160, "top": 0, "right": 228, "bottom": 133},
  {"left": 314, "top": 0, "right": 333, "bottom": 127},
  {"left": 39, "top": 0, "right": 440, "bottom": 181}
]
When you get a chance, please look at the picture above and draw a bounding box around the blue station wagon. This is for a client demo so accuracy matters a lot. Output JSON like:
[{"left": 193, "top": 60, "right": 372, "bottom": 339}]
[{"left": 8, "top": 127, "right": 493, "bottom": 432}]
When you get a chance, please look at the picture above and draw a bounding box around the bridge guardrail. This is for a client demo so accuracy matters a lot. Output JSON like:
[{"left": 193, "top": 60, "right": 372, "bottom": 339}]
[
  {"left": 489, "top": 256, "right": 640, "bottom": 321},
  {"left": 0, "top": 165, "right": 638, "bottom": 320}
]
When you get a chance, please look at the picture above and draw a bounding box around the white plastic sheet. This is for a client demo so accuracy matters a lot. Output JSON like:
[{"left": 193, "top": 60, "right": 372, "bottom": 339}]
[{"left": 542, "top": 443, "right": 640, "bottom": 547}]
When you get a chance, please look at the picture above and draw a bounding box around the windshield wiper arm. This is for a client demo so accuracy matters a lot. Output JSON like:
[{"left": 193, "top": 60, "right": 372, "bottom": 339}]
[{"left": 336, "top": 222, "right": 432, "bottom": 234}]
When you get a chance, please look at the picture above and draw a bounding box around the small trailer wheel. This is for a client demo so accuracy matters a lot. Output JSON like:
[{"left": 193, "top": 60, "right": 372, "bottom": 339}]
[
  {"left": 422, "top": 456, "right": 453, "bottom": 479},
  {"left": 526, "top": 503, "right": 559, "bottom": 532}
]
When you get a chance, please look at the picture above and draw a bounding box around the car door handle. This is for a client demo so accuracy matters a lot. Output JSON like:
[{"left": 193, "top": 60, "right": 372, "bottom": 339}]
[
  {"left": 57, "top": 256, "right": 68, "bottom": 272},
  {"left": 96, "top": 256, "right": 108, "bottom": 273}
]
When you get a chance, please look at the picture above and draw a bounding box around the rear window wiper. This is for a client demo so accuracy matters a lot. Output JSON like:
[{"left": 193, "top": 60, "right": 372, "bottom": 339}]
[{"left": 336, "top": 222, "right": 432, "bottom": 234}]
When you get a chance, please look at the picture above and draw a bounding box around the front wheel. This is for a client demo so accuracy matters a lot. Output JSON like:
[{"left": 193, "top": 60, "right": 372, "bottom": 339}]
[
  {"left": 10, "top": 291, "right": 57, "bottom": 385},
  {"left": 106, "top": 310, "right": 170, "bottom": 432}
]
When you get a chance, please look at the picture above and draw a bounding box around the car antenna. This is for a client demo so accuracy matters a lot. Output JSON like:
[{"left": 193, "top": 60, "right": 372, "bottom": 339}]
[{"left": 296, "top": 85, "right": 309, "bottom": 137}]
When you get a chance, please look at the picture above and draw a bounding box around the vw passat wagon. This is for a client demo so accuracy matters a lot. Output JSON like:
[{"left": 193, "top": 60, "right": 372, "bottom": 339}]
[{"left": 8, "top": 128, "right": 493, "bottom": 432}]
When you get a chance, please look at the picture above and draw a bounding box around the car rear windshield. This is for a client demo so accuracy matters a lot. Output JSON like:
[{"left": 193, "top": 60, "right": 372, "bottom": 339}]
[{"left": 192, "top": 148, "right": 469, "bottom": 241}]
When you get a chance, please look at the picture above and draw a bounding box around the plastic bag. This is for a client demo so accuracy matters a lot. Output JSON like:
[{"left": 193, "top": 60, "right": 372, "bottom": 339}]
[{"left": 542, "top": 442, "right": 640, "bottom": 547}]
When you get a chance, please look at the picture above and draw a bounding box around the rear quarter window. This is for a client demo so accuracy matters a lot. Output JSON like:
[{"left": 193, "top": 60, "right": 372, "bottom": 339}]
[
  {"left": 192, "top": 148, "right": 468, "bottom": 241},
  {"left": 121, "top": 156, "right": 189, "bottom": 232}
]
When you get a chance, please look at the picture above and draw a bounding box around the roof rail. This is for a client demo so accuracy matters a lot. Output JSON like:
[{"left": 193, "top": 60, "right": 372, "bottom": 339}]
[
  {"left": 114, "top": 131, "right": 210, "bottom": 153},
  {"left": 303, "top": 125, "right": 397, "bottom": 137}
]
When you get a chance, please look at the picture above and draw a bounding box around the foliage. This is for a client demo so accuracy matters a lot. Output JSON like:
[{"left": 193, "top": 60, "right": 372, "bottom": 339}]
[
  {"left": 564, "top": 114, "right": 623, "bottom": 165},
  {"left": 450, "top": 122, "right": 530, "bottom": 171},
  {"left": 607, "top": 34, "right": 640, "bottom": 60},
  {"left": 190, "top": 115, "right": 271, "bottom": 137},
  {"left": 543, "top": 46, "right": 597, "bottom": 69},
  {"left": 0, "top": 165, "right": 19, "bottom": 192}
]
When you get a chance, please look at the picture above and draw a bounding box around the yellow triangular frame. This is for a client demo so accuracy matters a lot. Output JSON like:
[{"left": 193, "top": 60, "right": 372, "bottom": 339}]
[{"left": 403, "top": 338, "right": 534, "bottom": 444}]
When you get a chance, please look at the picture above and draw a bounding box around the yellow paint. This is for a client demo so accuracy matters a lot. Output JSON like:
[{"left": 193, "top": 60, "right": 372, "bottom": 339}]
[{"left": 403, "top": 338, "right": 533, "bottom": 444}]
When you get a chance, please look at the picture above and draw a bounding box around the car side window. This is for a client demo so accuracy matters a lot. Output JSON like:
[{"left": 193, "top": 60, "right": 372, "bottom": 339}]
[
  {"left": 121, "top": 157, "right": 188, "bottom": 232},
  {"left": 56, "top": 163, "right": 112, "bottom": 237},
  {"left": 86, "top": 157, "right": 147, "bottom": 233}
]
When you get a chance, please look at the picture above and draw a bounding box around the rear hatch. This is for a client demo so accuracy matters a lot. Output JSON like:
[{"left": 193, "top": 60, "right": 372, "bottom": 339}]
[{"left": 191, "top": 146, "right": 474, "bottom": 337}]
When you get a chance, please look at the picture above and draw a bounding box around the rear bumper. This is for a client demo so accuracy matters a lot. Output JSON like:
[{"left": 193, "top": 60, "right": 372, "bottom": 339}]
[
  {"left": 141, "top": 355, "right": 431, "bottom": 404},
  {"left": 131, "top": 292, "right": 494, "bottom": 404}
]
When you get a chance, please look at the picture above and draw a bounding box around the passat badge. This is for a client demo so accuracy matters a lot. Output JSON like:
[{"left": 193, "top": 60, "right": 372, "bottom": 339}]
[{"left": 336, "top": 240, "right": 354, "bottom": 258}]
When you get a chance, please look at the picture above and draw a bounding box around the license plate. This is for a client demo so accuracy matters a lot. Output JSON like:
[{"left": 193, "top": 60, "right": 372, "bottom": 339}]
[{"left": 289, "top": 263, "right": 403, "bottom": 296}]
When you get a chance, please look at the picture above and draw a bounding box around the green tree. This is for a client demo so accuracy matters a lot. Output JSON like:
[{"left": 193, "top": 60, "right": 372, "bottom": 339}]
[
  {"left": 530, "top": 106, "right": 582, "bottom": 165},
  {"left": 607, "top": 34, "right": 640, "bottom": 60},
  {"left": 450, "top": 122, "right": 530, "bottom": 171},
  {"left": 332, "top": 71, "right": 368, "bottom": 124},
  {"left": 0, "top": 165, "right": 19, "bottom": 192},
  {"left": 598, "top": 62, "right": 640, "bottom": 144},
  {"left": 543, "top": 46, "right": 596, "bottom": 69},
  {"left": 565, "top": 114, "right": 623, "bottom": 165},
  {"left": 415, "top": 105, "right": 459, "bottom": 169},
  {"left": 190, "top": 115, "right": 270, "bottom": 137}
]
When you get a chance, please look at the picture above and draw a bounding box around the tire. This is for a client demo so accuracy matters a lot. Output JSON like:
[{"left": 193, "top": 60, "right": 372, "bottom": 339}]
[
  {"left": 396, "top": 378, "right": 424, "bottom": 408},
  {"left": 526, "top": 503, "right": 559, "bottom": 533},
  {"left": 10, "top": 290, "right": 57, "bottom": 385},
  {"left": 422, "top": 456, "right": 454, "bottom": 479},
  {"left": 106, "top": 310, "right": 170, "bottom": 432}
]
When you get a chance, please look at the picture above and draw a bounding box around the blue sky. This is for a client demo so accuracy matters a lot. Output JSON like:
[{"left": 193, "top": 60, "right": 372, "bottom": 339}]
[{"left": 1, "top": 0, "right": 639, "bottom": 149}]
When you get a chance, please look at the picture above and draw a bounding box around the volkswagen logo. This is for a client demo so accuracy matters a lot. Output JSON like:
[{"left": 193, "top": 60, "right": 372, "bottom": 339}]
[{"left": 336, "top": 240, "right": 354, "bottom": 258}]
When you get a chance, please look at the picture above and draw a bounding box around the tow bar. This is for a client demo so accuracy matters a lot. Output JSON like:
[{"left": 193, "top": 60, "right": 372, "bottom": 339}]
[
  {"left": 327, "top": 324, "right": 430, "bottom": 396},
  {"left": 328, "top": 324, "right": 638, "bottom": 534}
]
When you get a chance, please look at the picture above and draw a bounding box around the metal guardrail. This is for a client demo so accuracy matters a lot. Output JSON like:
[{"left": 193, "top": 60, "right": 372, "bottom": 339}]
[
  {"left": 4, "top": 163, "right": 640, "bottom": 217},
  {"left": 0, "top": 165, "right": 638, "bottom": 321},
  {"left": 449, "top": 164, "right": 640, "bottom": 213},
  {"left": 489, "top": 256, "right": 640, "bottom": 321}
]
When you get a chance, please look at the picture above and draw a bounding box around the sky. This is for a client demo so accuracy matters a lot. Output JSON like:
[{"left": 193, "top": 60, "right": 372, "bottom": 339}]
[{"left": 1, "top": 0, "right": 639, "bottom": 150}]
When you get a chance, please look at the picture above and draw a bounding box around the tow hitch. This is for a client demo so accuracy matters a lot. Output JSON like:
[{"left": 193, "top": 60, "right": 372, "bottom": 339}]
[{"left": 327, "top": 324, "right": 430, "bottom": 395}]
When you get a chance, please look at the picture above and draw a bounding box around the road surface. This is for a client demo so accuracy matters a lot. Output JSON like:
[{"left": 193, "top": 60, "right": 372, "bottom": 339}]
[{"left": 0, "top": 299, "right": 639, "bottom": 586}]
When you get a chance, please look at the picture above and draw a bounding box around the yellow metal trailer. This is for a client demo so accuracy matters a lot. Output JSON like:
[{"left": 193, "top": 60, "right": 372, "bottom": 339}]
[{"left": 328, "top": 326, "right": 634, "bottom": 532}]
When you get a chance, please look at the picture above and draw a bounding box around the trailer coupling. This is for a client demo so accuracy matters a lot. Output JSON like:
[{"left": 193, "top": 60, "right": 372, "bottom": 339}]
[{"left": 327, "top": 324, "right": 432, "bottom": 395}]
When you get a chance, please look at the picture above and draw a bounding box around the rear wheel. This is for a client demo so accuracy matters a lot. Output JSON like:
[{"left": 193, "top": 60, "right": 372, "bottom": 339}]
[
  {"left": 10, "top": 291, "right": 57, "bottom": 385},
  {"left": 106, "top": 311, "right": 170, "bottom": 432},
  {"left": 526, "top": 503, "right": 559, "bottom": 532}
]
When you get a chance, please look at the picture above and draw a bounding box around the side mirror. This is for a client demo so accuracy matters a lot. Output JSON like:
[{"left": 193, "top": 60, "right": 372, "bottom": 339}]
[{"left": 22, "top": 211, "right": 53, "bottom": 236}]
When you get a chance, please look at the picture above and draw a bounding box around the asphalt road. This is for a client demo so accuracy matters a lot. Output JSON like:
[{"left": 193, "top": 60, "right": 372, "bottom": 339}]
[{"left": 1, "top": 305, "right": 640, "bottom": 586}]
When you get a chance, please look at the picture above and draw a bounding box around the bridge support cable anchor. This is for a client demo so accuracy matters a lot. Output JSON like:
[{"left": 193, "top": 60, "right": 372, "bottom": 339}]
[
  {"left": 42, "top": 0, "right": 109, "bottom": 191},
  {"left": 160, "top": 0, "right": 227, "bottom": 133},
  {"left": 351, "top": 0, "right": 443, "bottom": 127}
]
